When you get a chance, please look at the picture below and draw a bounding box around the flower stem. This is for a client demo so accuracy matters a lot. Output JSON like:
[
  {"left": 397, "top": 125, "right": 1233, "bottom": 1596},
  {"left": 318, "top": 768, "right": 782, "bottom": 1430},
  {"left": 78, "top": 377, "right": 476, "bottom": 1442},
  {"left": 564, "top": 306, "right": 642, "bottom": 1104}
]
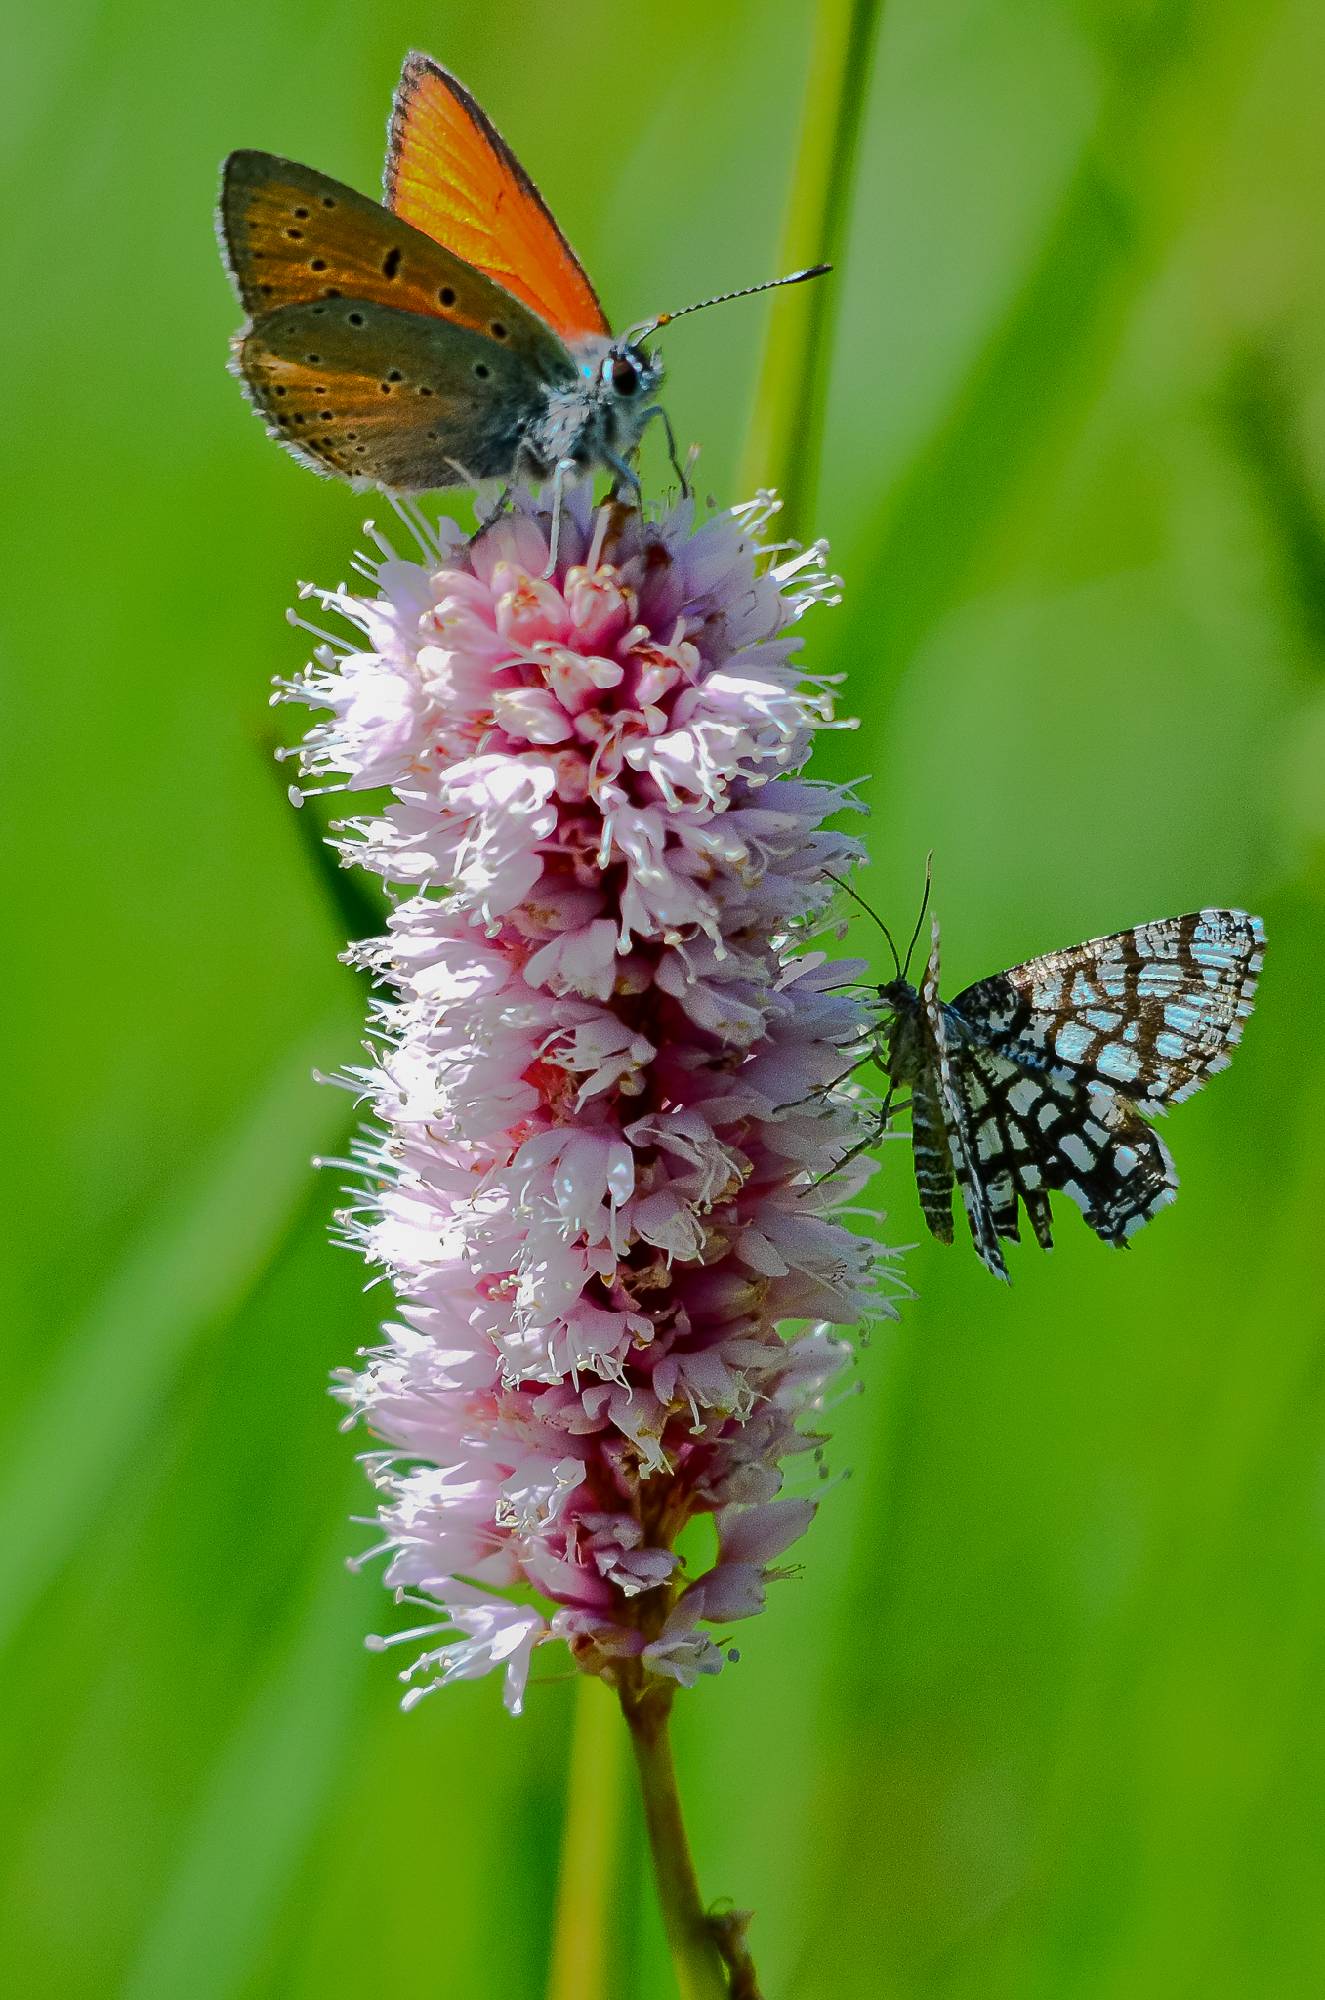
[
  {"left": 620, "top": 1681, "right": 741, "bottom": 2000},
  {"left": 546, "top": 1676, "right": 629, "bottom": 2000},
  {"left": 739, "top": 0, "right": 885, "bottom": 539}
]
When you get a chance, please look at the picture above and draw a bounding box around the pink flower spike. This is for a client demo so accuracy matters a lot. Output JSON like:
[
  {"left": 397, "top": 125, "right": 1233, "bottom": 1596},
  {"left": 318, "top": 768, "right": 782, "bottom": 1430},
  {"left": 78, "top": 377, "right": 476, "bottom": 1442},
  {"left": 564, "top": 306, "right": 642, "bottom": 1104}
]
[{"left": 286, "top": 488, "right": 899, "bottom": 1712}]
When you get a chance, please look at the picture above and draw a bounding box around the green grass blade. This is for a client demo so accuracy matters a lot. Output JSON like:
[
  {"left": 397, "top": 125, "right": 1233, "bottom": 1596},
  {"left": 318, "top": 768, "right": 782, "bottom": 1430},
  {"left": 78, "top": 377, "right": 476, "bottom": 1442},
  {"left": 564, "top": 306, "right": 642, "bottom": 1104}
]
[
  {"left": 0, "top": 1022, "right": 355, "bottom": 1653},
  {"left": 118, "top": 1489, "right": 369, "bottom": 2000},
  {"left": 738, "top": 0, "right": 885, "bottom": 537},
  {"left": 546, "top": 1677, "right": 630, "bottom": 2000}
]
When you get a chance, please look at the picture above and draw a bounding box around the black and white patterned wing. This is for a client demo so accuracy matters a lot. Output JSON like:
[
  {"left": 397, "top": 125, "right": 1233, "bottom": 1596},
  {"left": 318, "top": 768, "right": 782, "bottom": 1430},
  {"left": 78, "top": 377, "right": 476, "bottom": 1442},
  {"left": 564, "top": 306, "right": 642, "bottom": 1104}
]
[
  {"left": 917, "top": 923, "right": 1009, "bottom": 1282},
  {"left": 948, "top": 1036, "right": 1178, "bottom": 1256},
  {"left": 951, "top": 910, "right": 1264, "bottom": 1109}
]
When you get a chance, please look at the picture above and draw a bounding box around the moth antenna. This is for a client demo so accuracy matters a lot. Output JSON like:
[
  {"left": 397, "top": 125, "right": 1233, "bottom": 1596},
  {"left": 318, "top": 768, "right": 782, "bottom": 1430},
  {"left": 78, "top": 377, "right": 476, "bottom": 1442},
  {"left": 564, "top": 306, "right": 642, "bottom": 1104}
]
[
  {"left": 824, "top": 870, "right": 902, "bottom": 981},
  {"left": 624, "top": 264, "right": 831, "bottom": 346},
  {"left": 901, "top": 853, "right": 934, "bottom": 982}
]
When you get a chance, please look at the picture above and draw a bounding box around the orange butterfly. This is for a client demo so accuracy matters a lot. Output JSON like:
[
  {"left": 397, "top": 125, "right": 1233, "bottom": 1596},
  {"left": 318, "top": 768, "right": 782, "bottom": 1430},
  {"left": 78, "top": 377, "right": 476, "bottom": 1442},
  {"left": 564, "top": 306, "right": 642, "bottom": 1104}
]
[{"left": 218, "top": 52, "right": 825, "bottom": 522}]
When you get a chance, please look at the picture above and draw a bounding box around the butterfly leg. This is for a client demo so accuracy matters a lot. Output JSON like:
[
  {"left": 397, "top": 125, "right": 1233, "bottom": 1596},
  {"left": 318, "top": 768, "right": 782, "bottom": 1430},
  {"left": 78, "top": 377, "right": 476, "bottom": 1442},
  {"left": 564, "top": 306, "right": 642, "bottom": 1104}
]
[
  {"left": 638, "top": 403, "right": 690, "bottom": 498},
  {"left": 475, "top": 480, "right": 514, "bottom": 532},
  {"left": 465, "top": 442, "right": 534, "bottom": 548},
  {"left": 541, "top": 456, "right": 581, "bottom": 580},
  {"left": 462, "top": 484, "right": 518, "bottom": 561},
  {"left": 602, "top": 450, "right": 643, "bottom": 504}
]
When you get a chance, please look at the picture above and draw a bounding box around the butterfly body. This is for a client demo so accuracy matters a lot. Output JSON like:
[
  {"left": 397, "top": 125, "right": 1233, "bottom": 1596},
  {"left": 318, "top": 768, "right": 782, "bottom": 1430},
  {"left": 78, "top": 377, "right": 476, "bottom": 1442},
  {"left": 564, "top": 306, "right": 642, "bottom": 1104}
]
[
  {"left": 218, "top": 59, "right": 664, "bottom": 498},
  {"left": 877, "top": 909, "right": 1264, "bottom": 1282}
]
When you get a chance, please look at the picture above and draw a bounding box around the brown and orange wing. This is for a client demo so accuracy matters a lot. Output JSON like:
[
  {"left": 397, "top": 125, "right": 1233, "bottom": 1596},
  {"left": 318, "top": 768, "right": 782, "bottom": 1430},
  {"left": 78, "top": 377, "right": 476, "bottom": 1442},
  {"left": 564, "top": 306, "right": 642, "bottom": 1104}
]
[
  {"left": 234, "top": 299, "right": 544, "bottom": 490},
  {"left": 385, "top": 54, "right": 609, "bottom": 346},
  {"left": 220, "top": 150, "right": 573, "bottom": 381}
]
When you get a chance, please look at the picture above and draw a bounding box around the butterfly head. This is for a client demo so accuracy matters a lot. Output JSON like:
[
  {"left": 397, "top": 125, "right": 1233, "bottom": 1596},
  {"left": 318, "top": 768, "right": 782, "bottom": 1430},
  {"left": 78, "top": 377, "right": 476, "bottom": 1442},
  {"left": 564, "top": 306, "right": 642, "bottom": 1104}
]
[
  {"left": 600, "top": 340, "right": 662, "bottom": 405},
  {"left": 596, "top": 337, "right": 664, "bottom": 444},
  {"left": 553, "top": 334, "right": 663, "bottom": 467}
]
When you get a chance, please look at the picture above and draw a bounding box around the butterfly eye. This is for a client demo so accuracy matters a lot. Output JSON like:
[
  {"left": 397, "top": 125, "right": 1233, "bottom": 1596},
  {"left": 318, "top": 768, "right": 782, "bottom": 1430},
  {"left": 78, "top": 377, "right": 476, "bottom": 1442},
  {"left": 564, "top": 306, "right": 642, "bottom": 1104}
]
[{"left": 609, "top": 354, "right": 641, "bottom": 397}]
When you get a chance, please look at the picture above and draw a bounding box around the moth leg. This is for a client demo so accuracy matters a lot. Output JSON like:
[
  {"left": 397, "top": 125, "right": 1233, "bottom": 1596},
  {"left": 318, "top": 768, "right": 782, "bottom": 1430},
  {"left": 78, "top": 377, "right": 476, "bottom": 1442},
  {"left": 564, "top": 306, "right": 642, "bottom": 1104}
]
[
  {"left": 810, "top": 1127, "right": 879, "bottom": 1191},
  {"left": 776, "top": 1038, "right": 877, "bottom": 1115},
  {"left": 810, "top": 1075, "right": 905, "bottom": 1188}
]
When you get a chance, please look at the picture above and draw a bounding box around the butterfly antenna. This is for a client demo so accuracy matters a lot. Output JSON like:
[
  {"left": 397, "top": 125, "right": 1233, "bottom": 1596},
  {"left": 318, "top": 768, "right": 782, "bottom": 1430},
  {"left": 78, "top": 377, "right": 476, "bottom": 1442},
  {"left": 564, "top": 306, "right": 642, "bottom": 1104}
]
[
  {"left": 624, "top": 265, "right": 831, "bottom": 346},
  {"left": 824, "top": 870, "right": 902, "bottom": 980},
  {"left": 901, "top": 852, "right": 934, "bottom": 981}
]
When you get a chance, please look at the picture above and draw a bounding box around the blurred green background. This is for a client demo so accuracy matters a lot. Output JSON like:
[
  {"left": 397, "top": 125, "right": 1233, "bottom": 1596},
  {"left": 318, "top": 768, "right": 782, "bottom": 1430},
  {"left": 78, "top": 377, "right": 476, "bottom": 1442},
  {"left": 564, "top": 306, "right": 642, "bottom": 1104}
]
[{"left": 4, "top": 0, "right": 1324, "bottom": 1993}]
